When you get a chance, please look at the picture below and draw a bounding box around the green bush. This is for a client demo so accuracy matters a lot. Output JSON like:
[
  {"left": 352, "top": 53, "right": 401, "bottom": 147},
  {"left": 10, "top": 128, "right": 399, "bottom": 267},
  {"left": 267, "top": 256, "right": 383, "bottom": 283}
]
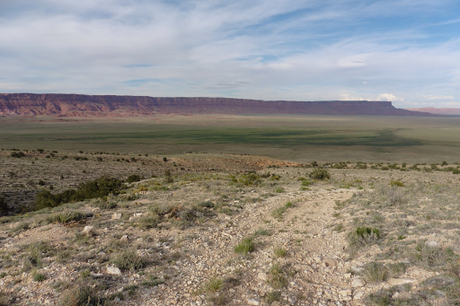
[
  {"left": 0, "top": 197, "right": 8, "bottom": 215},
  {"left": 347, "top": 227, "right": 381, "bottom": 256},
  {"left": 35, "top": 176, "right": 124, "bottom": 210},
  {"left": 268, "top": 263, "right": 287, "bottom": 289},
  {"left": 240, "top": 173, "right": 261, "bottom": 186},
  {"left": 390, "top": 180, "right": 404, "bottom": 187},
  {"left": 309, "top": 168, "right": 331, "bottom": 180},
  {"left": 110, "top": 249, "right": 145, "bottom": 271},
  {"left": 272, "top": 202, "right": 293, "bottom": 219},
  {"left": 10, "top": 151, "right": 25, "bottom": 158},
  {"left": 32, "top": 270, "right": 47, "bottom": 282},
  {"left": 234, "top": 238, "right": 255, "bottom": 255},
  {"left": 47, "top": 212, "right": 92, "bottom": 224},
  {"left": 273, "top": 246, "right": 287, "bottom": 258},
  {"left": 363, "top": 262, "right": 388, "bottom": 283},
  {"left": 59, "top": 285, "right": 110, "bottom": 306},
  {"left": 126, "top": 174, "right": 142, "bottom": 183}
]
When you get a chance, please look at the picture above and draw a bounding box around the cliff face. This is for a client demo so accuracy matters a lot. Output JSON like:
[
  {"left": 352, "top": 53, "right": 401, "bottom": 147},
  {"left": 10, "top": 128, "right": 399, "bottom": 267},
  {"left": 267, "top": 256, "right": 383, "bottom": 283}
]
[{"left": 0, "top": 93, "right": 434, "bottom": 117}]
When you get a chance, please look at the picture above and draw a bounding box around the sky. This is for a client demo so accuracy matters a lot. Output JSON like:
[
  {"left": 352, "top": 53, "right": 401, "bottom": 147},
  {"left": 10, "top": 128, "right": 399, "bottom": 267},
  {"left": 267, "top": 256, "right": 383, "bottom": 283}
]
[{"left": 1, "top": 0, "right": 459, "bottom": 108}]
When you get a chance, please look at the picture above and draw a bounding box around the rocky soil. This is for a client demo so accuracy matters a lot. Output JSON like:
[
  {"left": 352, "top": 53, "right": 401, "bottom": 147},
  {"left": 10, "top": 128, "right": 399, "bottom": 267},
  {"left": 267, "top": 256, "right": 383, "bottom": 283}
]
[{"left": 1, "top": 154, "right": 460, "bottom": 306}]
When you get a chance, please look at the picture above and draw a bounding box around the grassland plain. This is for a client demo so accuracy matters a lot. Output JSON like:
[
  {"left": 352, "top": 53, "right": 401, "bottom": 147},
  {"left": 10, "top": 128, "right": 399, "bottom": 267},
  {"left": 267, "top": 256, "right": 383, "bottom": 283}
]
[
  {"left": 1, "top": 154, "right": 460, "bottom": 305},
  {"left": 1, "top": 114, "right": 460, "bottom": 163}
]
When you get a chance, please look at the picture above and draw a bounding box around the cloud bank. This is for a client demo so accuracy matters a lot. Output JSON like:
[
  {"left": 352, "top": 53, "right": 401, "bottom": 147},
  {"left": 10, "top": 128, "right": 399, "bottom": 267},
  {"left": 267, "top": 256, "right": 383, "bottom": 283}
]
[{"left": 0, "top": 0, "right": 459, "bottom": 107}]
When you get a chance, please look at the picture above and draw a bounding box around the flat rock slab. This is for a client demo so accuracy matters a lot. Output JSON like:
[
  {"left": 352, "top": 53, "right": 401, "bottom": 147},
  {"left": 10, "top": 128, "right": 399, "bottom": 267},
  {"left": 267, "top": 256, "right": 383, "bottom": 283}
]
[
  {"left": 107, "top": 266, "right": 122, "bottom": 275},
  {"left": 387, "top": 278, "right": 414, "bottom": 286},
  {"left": 351, "top": 278, "right": 366, "bottom": 287}
]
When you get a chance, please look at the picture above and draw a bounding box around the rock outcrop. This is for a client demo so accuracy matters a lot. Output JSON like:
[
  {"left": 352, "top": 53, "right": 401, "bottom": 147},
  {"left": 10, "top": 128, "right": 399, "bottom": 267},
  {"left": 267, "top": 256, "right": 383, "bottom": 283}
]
[{"left": 0, "top": 93, "right": 435, "bottom": 117}]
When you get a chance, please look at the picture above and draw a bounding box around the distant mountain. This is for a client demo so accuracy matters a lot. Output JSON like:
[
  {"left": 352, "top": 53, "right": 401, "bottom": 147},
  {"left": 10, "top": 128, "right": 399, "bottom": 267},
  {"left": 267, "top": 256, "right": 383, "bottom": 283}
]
[
  {"left": 0, "top": 93, "right": 437, "bottom": 117},
  {"left": 406, "top": 107, "right": 460, "bottom": 116}
]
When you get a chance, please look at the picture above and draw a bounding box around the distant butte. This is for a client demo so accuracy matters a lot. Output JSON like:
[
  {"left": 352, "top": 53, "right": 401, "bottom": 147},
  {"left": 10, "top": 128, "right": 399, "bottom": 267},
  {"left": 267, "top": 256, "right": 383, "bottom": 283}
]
[{"left": 0, "top": 93, "right": 437, "bottom": 117}]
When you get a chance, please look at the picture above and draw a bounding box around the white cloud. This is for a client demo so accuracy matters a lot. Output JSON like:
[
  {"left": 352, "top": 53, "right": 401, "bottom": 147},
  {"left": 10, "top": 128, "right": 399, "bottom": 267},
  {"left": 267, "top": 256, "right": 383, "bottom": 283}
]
[
  {"left": 376, "top": 94, "right": 404, "bottom": 102},
  {"left": 424, "top": 95, "right": 454, "bottom": 100}
]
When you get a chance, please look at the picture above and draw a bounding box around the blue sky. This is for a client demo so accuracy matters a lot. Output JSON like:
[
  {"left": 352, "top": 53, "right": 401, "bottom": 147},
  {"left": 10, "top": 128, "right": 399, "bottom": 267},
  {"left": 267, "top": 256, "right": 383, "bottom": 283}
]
[{"left": 1, "top": 0, "right": 459, "bottom": 108}]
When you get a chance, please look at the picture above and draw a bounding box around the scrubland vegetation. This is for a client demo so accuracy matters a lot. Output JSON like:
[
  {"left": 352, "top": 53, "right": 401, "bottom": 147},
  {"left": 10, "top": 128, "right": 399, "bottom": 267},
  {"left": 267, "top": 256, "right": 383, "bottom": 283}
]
[{"left": 1, "top": 147, "right": 460, "bottom": 305}]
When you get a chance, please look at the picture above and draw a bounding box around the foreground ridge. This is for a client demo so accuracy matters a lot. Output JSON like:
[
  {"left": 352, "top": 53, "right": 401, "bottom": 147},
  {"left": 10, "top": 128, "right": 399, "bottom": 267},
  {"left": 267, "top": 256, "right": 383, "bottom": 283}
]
[
  {"left": 0, "top": 93, "right": 436, "bottom": 117},
  {"left": 1, "top": 152, "right": 460, "bottom": 305}
]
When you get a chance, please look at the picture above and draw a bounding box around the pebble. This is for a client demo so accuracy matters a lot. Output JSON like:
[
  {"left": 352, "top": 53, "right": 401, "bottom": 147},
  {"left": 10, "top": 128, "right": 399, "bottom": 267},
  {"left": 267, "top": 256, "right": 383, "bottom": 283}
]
[
  {"left": 323, "top": 258, "right": 338, "bottom": 267},
  {"left": 247, "top": 298, "right": 260, "bottom": 305},
  {"left": 351, "top": 278, "right": 366, "bottom": 288},
  {"left": 82, "top": 225, "right": 93, "bottom": 236},
  {"left": 257, "top": 272, "right": 267, "bottom": 281},
  {"left": 107, "top": 266, "right": 122, "bottom": 275},
  {"left": 426, "top": 241, "right": 438, "bottom": 248}
]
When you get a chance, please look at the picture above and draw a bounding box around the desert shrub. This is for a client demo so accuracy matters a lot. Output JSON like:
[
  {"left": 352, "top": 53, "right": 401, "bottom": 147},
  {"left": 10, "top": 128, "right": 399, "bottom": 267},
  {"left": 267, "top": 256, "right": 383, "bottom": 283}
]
[
  {"left": 137, "top": 214, "right": 160, "bottom": 229},
  {"left": 10, "top": 151, "right": 25, "bottom": 158},
  {"left": 59, "top": 285, "right": 110, "bottom": 306},
  {"left": 141, "top": 275, "right": 164, "bottom": 287},
  {"left": 240, "top": 173, "right": 261, "bottom": 186},
  {"left": 32, "top": 270, "right": 47, "bottom": 282},
  {"left": 332, "top": 162, "right": 348, "bottom": 169},
  {"left": 45, "top": 212, "right": 92, "bottom": 224},
  {"left": 149, "top": 203, "right": 175, "bottom": 216},
  {"left": 363, "top": 262, "right": 388, "bottom": 283},
  {"left": 75, "top": 176, "right": 124, "bottom": 199},
  {"left": 234, "top": 238, "right": 255, "bottom": 255},
  {"left": 348, "top": 227, "right": 381, "bottom": 256},
  {"left": 272, "top": 202, "right": 293, "bottom": 219},
  {"left": 388, "top": 262, "right": 407, "bottom": 277},
  {"left": 390, "top": 180, "right": 404, "bottom": 187},
  {"left": 0, "top": 197, "right": 8, "bottom": 215},
  {"left": 22, "top": 242, "right": 54, "bottom": 271},
  {"left": 164, "top": 170, "right": 174, "bottom": 183},
  {"left": 198, "top": 201, "right": 214, "bottom": 208},
  {"left": 35, "top": 176, "right": 124, "bottom": 210},
  {"left": 385, "top": 187, "right": 407, "bottom": 205},
  {"left": 0, "top": 291, "right": 10, "bottom": 306},
  {"left": 204, "top": 276, "right": 223, "bottom": 293},
  {"left": 126, "top": 174, "right": 142, "bottom": 183},
  {"left": 309, "top": 168, "right": 331, "bottom": 180},
  {"left": 93, "top": 199, "right": 117, "bottom": 210},
  {"left": 453, "top": 168, "right": 460, "bottom": 174},
  {"left": 273, "top": 246, "right": 287, "bottom": 258},
  {"left": 11, "top": 222, "right": 30, "bottom": 234},
  {"left": 268, "top": 263, "right": 287, "bottom": 289},
  {"left": 265, "top": 291, "right": 282, "bottom": 304},
  {"left": 109, "top": 249, "right": 145, "bottom": 271},
  {"left": 413, "top": 242, "right": 452, "bottom": 268},
  {"left": 253, "top": 228, "right": 272, "bottom": 237}
]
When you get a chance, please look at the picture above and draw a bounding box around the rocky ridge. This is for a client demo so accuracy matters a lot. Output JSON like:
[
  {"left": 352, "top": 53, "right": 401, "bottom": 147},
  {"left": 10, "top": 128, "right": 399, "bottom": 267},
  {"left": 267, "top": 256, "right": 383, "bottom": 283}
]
[
  {"left": 2, "top": 155, "right": 460, "bottom": 305},
  {"left": 0, "top": 93, "right": 436, "bottom": 117}
]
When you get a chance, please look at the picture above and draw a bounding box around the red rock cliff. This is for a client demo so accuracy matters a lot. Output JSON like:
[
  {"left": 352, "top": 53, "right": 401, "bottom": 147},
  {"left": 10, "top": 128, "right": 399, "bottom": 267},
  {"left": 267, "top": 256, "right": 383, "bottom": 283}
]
[{"left": 0, "top": 93, "right": 434, "bottom": 117}]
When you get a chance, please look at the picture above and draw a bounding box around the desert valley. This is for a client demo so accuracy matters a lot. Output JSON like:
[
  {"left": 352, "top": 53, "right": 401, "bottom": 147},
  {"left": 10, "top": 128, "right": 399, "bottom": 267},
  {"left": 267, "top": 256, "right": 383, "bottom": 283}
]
[{"left": 1, "top": 95, "right": 460, "bottom": 306}]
